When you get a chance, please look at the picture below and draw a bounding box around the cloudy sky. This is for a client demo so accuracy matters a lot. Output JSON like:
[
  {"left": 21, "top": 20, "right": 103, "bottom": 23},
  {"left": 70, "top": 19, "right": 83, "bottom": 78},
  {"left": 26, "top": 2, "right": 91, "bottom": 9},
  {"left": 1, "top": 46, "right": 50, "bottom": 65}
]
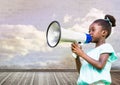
[{"left": 0, "top": 0, "right": 119, "bottom": 68}]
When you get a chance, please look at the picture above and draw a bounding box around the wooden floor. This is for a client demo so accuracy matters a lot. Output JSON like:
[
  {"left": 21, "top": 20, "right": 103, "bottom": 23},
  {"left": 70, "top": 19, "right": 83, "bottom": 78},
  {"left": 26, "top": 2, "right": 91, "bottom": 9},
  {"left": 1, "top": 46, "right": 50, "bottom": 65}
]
[{"left": 0, "top": 70, "right": 120, "bottom": 85}]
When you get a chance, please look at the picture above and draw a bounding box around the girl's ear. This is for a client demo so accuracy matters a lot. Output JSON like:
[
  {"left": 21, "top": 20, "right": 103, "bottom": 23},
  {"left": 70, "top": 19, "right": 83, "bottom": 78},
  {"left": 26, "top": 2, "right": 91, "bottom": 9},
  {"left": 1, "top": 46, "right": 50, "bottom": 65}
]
[{"left": 102, "top": 30, "right": 108, "bottom": 38}]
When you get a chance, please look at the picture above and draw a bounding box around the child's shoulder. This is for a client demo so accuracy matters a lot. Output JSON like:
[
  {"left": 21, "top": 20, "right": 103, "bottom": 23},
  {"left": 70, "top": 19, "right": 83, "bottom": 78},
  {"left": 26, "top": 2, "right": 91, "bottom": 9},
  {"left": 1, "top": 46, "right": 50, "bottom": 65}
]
[
  {"left": 99, "top": 43, "right": 113, "bottom": 49},
  {"left": 98, "top": 43, "right": 116, "bottom": 55},
  {"left": 87, "top": 43, "right": 113, "bottom": 53},
  {"left": 102, "top": 43, "right": 112, "bottom": 46}
]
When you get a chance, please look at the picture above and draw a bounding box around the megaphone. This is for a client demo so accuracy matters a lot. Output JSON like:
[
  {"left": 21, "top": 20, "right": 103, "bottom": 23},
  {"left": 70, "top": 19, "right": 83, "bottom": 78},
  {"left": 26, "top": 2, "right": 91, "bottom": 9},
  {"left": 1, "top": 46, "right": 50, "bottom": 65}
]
[{"left": 46, "top": 21, "right": 92, "bottom": 48}]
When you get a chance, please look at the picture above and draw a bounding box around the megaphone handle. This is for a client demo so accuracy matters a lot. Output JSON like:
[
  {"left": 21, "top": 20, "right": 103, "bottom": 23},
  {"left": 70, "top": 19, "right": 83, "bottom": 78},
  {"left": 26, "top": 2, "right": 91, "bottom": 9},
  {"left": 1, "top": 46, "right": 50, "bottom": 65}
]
[{"left": 72, "top": 53, "right": 77, "bottom": 58}]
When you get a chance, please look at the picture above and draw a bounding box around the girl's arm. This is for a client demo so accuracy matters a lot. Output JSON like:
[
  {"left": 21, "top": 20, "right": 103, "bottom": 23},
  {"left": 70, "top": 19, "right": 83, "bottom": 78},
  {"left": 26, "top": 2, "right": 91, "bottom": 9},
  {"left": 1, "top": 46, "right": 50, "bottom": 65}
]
[
  {"left": 75, "top": 56, "right": 81, "bottom": 73},
  {"left": 79, "top": 52, "right": 109, "bottom": 69},
  {"left": 71, "top": 43, "right": 109, "bottom": 69}
]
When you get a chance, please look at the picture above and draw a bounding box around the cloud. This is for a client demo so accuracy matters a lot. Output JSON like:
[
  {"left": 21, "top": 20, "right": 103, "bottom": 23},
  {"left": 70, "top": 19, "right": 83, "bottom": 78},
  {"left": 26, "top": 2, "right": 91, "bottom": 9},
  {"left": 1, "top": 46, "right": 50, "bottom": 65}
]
[
  {"left": 0, "top": 25, "right": 51, "bottom": 60},
  {"left": 80, "top": 8, "right": 104, "bottom": 31},
  {"left": 69, "top": 8, "right": 105, "bottom": 33},
  {"left": 63, "top": 14, "right": 72, "bottom": 23},
  {"left": 82, "top": 8, "right": 104, "bottom": 21},
  {"left": 74, "top": 18, "right": 80, "bottom": 22}
]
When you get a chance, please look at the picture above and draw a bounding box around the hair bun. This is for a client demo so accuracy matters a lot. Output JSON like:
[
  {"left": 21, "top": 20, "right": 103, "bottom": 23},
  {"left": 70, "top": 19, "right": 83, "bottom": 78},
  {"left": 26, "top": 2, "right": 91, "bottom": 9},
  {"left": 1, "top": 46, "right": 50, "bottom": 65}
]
[{"left": 104, "top": 14, "right": 116, "bottom": 27}]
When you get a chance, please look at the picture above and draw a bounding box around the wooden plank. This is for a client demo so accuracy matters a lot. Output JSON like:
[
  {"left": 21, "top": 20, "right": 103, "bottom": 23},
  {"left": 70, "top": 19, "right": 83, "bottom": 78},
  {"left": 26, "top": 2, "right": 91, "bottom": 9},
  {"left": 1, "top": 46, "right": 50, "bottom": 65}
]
[
  {"left": 0, "top": 71, "right": 119, "bottom": 85},
  {"left": 0, "top": 72, "right": 10, "bottom": 82},
  {"left": 20, "top": 72, "right": 35, "bottom": 85},
  {"left": 33, "top": 72, "right": 39, "bottom": 85},
  {"left": 63, "top": 72, "right": 78, "bottom": 84},
  {"left": 0, "top": 72, "right": 13, "bottom": 85},
  {"left": 17, "top": 72, "right": 27, "bottom": 85},
  {"left": 1, "top": 72, "right": 19, "bottom": 85},
  {"left": 53, "top": 72, "right": 62, "bottom": 85},
  {"left": 52, "top": 72, "right": 77, "bottom": 85},
  {"left": 10, "top": 72, "right": 23, "bottom": 85},
  {"left": 30, "top": 72, "right": 35, "bottom": 85},
  {"left": 111, "top": 71, "right": 120, "bottom": 85}
]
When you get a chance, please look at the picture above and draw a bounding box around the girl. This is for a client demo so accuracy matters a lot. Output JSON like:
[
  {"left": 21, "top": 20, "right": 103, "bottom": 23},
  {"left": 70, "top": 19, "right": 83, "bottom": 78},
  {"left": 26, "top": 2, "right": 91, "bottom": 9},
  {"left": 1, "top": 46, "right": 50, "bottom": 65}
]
[{"left": 71, "top": 14, "right": 118, "bottom": 85}]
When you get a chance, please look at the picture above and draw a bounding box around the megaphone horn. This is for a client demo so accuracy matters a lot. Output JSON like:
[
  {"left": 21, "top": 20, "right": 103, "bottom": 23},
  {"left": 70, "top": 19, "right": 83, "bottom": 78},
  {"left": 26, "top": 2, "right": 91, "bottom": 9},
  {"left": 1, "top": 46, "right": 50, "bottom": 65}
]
[{"left": 46, "top": 21, "right": 92, "bottom": 48}]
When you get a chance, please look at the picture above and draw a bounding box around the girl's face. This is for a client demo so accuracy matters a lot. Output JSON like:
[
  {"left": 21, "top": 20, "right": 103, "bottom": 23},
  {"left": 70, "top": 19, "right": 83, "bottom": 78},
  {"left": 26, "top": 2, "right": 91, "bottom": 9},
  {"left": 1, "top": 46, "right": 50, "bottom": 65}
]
[{"left": 89, "top": 23, "right": 105, "bottom": 43}]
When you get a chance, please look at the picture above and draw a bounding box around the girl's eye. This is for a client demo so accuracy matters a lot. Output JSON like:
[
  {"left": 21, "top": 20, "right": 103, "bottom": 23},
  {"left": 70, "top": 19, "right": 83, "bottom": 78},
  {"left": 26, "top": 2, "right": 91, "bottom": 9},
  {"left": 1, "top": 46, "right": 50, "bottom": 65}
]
[
  {"left": 89, "top": 28, "right": 95, "bottom": 33},
  {"left": 92, "top": 29, "right": 94, "bottom": 32}
]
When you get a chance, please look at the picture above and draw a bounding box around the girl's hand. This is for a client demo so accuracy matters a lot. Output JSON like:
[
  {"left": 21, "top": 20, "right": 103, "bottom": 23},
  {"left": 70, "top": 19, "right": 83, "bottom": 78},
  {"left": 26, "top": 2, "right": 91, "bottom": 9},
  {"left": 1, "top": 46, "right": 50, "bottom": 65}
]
[{"left": 71, "top": 42, "right": 84, "bottom": 57}]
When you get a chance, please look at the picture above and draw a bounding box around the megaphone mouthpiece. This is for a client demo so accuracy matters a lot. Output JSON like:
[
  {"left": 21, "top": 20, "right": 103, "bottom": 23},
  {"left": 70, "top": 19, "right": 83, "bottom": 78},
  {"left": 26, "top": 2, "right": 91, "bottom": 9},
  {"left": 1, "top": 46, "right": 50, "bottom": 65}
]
[{"left": 85, "top": 34, "right": 92, "bottom": 43}]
